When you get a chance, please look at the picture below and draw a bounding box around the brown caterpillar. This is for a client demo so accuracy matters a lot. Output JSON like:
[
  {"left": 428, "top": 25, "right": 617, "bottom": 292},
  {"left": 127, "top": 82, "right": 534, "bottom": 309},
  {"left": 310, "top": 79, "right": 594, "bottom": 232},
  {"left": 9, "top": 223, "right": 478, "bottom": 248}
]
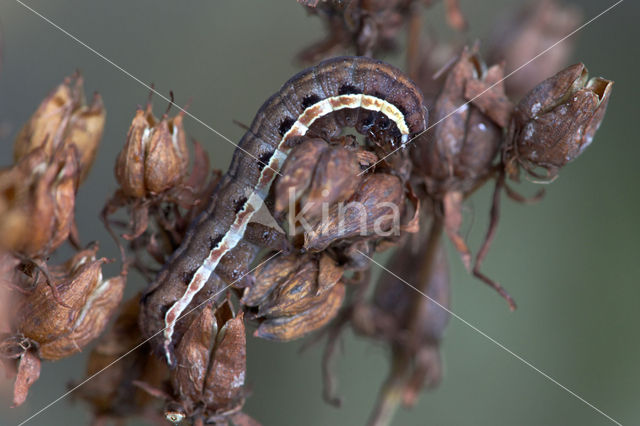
[{"left": 140, "top": 56, "right": 427, "bottom": 366}]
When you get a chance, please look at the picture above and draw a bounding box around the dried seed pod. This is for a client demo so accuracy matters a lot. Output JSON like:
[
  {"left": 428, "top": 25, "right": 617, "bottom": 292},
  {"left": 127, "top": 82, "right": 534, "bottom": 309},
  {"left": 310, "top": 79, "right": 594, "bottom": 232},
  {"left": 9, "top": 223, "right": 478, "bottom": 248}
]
[
  {"left": 15, "top": 244, "right": 125, "bottom": 360},
  {"left": 275, "top": 138, "right": 328, "bottom": 214},
  {"left": 244, "top": 253, "right": 345, "bottom": 341},
  {"left": 169, "top": 301, "right": 247, "bottom": 422},
  {"left": 413, "top": 45, "right": 509, "bottom": 196},
  {"left": 505, "top": 63, "right": 613, "bottom": 179},
  {"left": 489, "top": 0, "right": 582, "bottom": 98},
  {"left": 302, "top": 145, "right": 362, "bottom": 218},
  {"left": 255, "top": 281, "right": 345, "bottom": 342},
  {"left": 64, "top": 92, "right": 106, "bottom": 183},
  {"left": 274, "top": 137, "right": 362, "bottom": 220},
  {"left": 14, "top": 74, "right": 82, "bottom": 161},
  {"left": 304, "top": 173, "right": 404, "bottom": 251},
  {"left": 243, "top": 253, "right": 343, "bottom": 314},
  {"left": 115, "top": 103, "right": 189, "bottom": 198},
  {"left": 14, "top": 73, "right": 106, "bottom": 183},
  {"left": 0, "top": 146, "right": 78, "bottom": 257}
]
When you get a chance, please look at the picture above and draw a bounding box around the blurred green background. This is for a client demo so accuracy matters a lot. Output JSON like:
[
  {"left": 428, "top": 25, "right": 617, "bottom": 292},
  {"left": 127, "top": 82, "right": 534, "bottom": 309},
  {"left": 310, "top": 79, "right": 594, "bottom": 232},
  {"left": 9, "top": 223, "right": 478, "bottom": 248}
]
[{"left": 1, "top": 1, "right": 638, "bottom": 425}]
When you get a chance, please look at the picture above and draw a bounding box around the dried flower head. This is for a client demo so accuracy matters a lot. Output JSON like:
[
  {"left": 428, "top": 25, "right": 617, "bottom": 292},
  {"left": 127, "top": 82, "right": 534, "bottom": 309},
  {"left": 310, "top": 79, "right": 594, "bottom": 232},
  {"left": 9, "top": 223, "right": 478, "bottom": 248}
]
[{"left": 504, "top": 63, "right": 613, "bottom": 179}]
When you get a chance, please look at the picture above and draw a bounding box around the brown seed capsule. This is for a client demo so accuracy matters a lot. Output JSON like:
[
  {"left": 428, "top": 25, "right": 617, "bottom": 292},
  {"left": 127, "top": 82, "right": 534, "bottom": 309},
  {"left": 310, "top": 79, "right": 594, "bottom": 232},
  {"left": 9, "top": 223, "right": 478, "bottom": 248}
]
[
  {"left": 244, "top": 253, "right": 345, "bottom": 341},
  {"left": 0, "top": 146, "right": 78, "bottom": 257},
  {"left": 302, "top": 145, "right": 362, "bottom": 218},
  {"left": 14, "top": 75, "right": 81, "bottom": 161},
  {"left": 489, "top": 0, "right": 582, "bottom": 99},
  {"left": 255, "top": 282, "right": 345, "bottom": 342},
  {"left": 115, "top": 104, "right": 189, "bottom": 198},
  {"left": 170, "top": 301, "right": 246, "bottom": 421},
  {"left": 505, "top": 63, "right": 613, "bottom": 178},
  {"left": 304, "top": 173, "right": 404, "bottom": 252},
  {"left": 15, "top": 244, "right": 125, "bottom": 360},
  {"left": 274, "top": 138, "right": 329, "bottom": 214},
  {"left": 413, "top": 45, "right": 509, "bottom": 196},
  {"left": 64, "top": 92, "right": 106, "bottom": 183},
  {"left": 14, "top": 74, "right": 106, "bottom": 183}
]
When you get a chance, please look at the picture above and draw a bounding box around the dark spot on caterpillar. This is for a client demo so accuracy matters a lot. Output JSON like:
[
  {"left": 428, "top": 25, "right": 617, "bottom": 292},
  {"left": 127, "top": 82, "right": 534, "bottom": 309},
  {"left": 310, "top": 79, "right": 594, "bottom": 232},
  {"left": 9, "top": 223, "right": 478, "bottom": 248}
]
[
  {"left": 279, "top": 117, "right": 295, "bottom": 136},
  {"left": 302, "top": 94, "right": 321, "bottom": 109},
  {"left": 258, "top": 150, "right": 273, "bottom": 167},
  {"left": 338, "top": 84, "right": 361, "bottom": 95},
  {"left": 234, "top": 196, "right": 248, "bottom": 214},
  {"left": 208, "top": 234, "right": 223, "bottom": 251},
  {"left": 378, "top": 115, "right": 391, "bottom": 130},
  {"left": 372, "top": 91, "right": 387, "bottom": 101},
  {"left": 360, "top": 112, "right": 375, "bottom": 131},
  {"left": 159, "top": 303, "right": 170, "bottom": 320},
  {"left": 182, "top": 266, "right": 199, "bottom": 284}
]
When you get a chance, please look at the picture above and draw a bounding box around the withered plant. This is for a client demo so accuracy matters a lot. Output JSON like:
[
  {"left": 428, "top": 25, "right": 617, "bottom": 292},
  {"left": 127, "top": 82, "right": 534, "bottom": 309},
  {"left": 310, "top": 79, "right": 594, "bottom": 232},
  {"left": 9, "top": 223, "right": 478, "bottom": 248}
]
[{"left": 0, "top": 1, "right": 614, "bottom": 426}]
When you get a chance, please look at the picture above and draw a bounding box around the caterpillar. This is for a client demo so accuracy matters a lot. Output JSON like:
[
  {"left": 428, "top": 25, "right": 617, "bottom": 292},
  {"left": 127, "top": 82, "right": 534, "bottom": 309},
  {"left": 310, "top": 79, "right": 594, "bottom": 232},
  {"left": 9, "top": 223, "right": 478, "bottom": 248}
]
[{"left": 140, "top": 56, "right": 427, "bottom": 366}]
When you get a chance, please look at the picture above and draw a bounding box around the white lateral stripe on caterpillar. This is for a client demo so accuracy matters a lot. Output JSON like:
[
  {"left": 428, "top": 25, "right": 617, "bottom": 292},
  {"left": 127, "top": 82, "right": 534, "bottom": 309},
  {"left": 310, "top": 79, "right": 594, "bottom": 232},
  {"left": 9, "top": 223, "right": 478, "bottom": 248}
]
[{"left": 161, "top": 94, "right": 409, "bottom": 365}]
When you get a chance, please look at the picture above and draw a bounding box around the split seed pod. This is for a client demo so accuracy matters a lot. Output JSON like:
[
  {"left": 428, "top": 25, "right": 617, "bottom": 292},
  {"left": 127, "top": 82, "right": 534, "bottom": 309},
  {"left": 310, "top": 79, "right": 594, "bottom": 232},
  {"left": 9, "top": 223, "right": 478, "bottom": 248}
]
[
  {"left": 413, "top": 45, "right": 510, "bottom": 196},
  {"left": 505, "top": 63, "right": 613, "bottom": 179},
  {"left": 243, "top": 253, "right": 345, "bottom": 341},
  {"left": 275, "top": 137, "right": 361, "bottom": 221},
  {"left": 304, "top": 173, "right": 404, "bottom": 251},
  {"left": 0, "top": 146, "right": 79, "bottom": 257},
  {"left": 169, "top": 300, "right": 247, "bottom": 422},
  {"left": 115, "top": 103, "right": 189, "bottom": 198},
  {"left": 15, "top": 244, "right": 125, "bottom": 360},
  {"left": 14, "top": 73, "right": 106, "bottom": 183}
]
